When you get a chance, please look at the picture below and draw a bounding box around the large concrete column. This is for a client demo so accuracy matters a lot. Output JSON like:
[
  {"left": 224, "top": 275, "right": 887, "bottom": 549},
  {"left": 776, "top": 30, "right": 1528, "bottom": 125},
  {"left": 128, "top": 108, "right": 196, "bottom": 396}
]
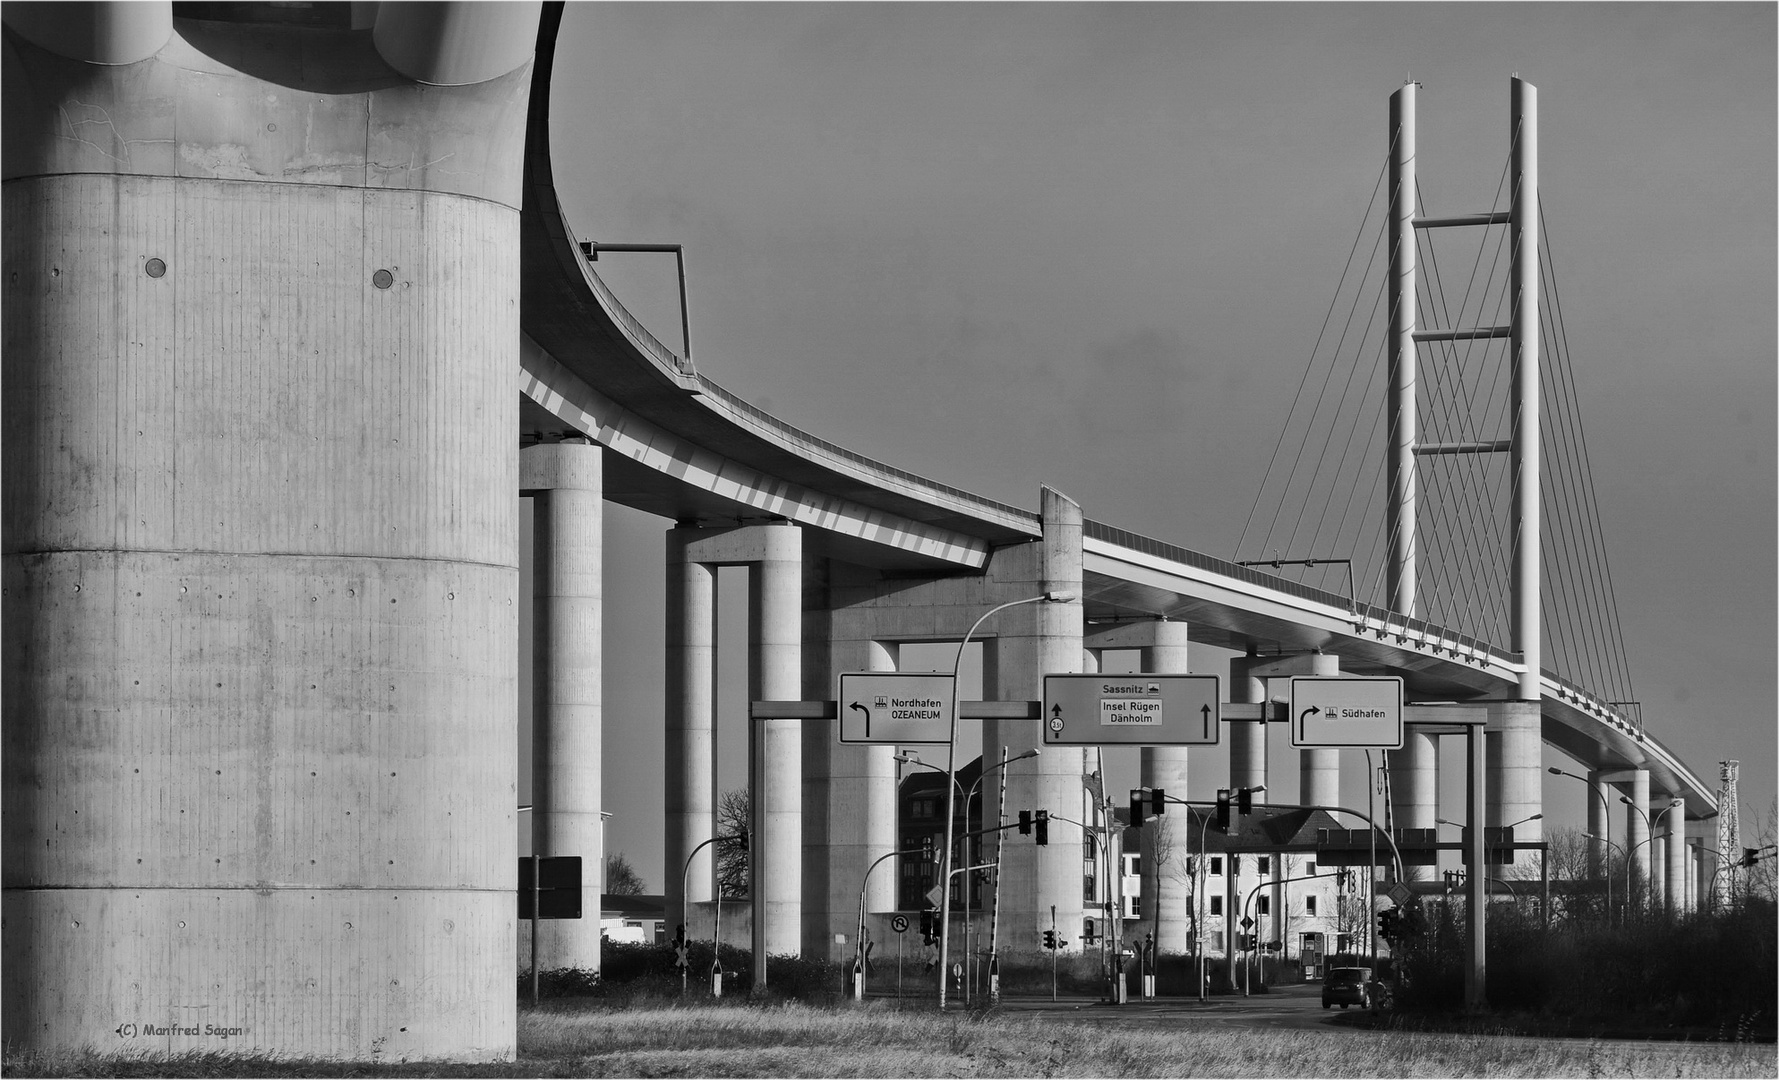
[
  {"left": 1389, "top": 733, "right": 1437, "bottom": 883},
  {"left": 1226, "top": 654, "right": 1264, "bottom": 981},
  {"left": 986, "top": 487, "right": 1085, "bottom": 951},
  {"left": 664, "top": 530, "right": 717, "bottom": 936},
  {"left": 1140, "top": 621, "right": 1192, "bottom": 956},
  {"left": 1486, "top": 702, "right": 1542, "bottom": 870},
  {"left": 749, "top": 523, "right": 804, "bottom": 973},
  {"left": 1297, "top": 656, "right": 1342, "bottom": 811},
  {"left": 1585, "top": 770, "right": 1612, "bottom": 883},
  {"left": 522, "top": 439, "right": 603, "bottom": 973},
  {"left": 1, "top": 4, "right": 538, "bottom": 1059},
  {"left": 1664, "top": 813, "right": 1688, "bottom": 913},
  {"left": 1619, "top": 770, "right": 1651, "bottom": 911},
  {"left": 800, "top": 554, "right": 899, "bottom": 961},
  {"left": 1651, "top": 829, "right": 1668, "bottom": 911}
]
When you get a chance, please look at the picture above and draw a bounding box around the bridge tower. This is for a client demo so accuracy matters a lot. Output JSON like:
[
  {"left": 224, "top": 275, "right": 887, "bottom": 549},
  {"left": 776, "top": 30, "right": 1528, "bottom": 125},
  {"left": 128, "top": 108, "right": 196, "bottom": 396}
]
[{"left": 1387, "top": 78, "right": 1543, "bottom": 857}]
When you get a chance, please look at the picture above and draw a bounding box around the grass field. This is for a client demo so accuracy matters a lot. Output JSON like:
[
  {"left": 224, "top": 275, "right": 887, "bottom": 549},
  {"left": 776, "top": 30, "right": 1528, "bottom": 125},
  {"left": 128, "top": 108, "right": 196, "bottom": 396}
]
[{"left": 7, "top": 999, "right": 1775, "bottom": 1078}]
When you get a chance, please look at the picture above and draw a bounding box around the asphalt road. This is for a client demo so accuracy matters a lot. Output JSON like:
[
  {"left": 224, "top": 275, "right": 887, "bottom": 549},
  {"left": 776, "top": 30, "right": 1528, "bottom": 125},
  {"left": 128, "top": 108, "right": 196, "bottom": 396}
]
[{"left": 985, "top": 983, "right": 1366, "bottom": 1034}]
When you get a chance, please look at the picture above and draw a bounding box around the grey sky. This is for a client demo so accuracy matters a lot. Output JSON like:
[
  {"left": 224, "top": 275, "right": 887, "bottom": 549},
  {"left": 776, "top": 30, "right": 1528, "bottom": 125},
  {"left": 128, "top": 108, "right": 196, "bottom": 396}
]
[{"left": 538, "top": 3, "right": 1776, "bottom": 888}]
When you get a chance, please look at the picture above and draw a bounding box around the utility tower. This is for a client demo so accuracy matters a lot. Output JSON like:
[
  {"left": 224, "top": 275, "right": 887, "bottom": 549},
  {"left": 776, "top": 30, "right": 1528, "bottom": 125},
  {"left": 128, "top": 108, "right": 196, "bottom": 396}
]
[{"left": 1716, "top": 760, "right": 1740, "bottom": 907}]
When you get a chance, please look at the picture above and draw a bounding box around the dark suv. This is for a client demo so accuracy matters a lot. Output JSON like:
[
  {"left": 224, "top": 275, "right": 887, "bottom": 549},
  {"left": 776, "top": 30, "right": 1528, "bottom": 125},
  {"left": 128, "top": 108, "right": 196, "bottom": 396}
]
[{"left": 1321, "top": 966, "right": 1372, "bottom": 1009}]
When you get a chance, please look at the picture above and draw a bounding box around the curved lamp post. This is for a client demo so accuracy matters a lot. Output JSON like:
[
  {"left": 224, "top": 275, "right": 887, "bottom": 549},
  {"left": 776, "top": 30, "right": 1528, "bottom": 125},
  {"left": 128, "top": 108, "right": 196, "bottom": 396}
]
[
  {"left": 937, "top": 590, "right": 1075, "bottom": 1011},
  {"left": 1550, "top": 767, "right": 1611, "bottom": 921}
]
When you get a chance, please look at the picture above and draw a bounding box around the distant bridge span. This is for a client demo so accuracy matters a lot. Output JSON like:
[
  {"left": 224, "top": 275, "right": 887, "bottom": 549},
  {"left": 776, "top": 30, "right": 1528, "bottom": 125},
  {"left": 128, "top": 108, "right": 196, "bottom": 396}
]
[{"left": 517, "top": 10, "right": 1713, "bottom": 820}]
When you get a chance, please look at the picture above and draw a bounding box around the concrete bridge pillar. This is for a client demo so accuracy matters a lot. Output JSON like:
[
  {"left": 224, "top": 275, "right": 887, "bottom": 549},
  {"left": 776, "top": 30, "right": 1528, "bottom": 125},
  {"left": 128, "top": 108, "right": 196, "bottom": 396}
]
[
  {"left": 1621, "top": 770, "right": 1651, "bottom": 910},
  {"left": 663, "top": 523, "right": 803, "bottom": 970},
  {"left": 1, "top": 2, "right": 537, "bottom": 1059},
  {"left": 1586, "top": 770, "right": 1612, "bottom": 882},
  {"left": 1664, "top": 812, "right": 1688, "bottom": 913},
  {"left": 1486, "top": 702, "right": 1543, "bottom": 870},
  {"left": 664, "top": 531, "right": 718, "bottom": 934},
  {"left": 985, "top": 487, "right": 1085, "bottom": 954},
  {"left": 799, "top": 563, "right": 898, "bottom": 960},
  {"left": 1140, "top": 621, "right": 1192, "bottom": 956},
  {"left": 1226, "top": 655, "right": 1266, "bottom": 982},
  {"left": 1295, "top": 655, "right": 1343, "bottom": 813},
  {"left": 522, "top": 439, "right": 604, "bottom": 974}
]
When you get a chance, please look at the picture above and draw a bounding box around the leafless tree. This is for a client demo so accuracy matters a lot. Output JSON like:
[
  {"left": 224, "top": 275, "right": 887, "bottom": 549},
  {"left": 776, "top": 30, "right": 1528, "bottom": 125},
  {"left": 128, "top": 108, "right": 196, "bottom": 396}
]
[
  {"left": 716, "top": 787, "right": 750, "bottom": 899},
  {"left": 605, "top": 851, "right": 646, "bottom": 896}
]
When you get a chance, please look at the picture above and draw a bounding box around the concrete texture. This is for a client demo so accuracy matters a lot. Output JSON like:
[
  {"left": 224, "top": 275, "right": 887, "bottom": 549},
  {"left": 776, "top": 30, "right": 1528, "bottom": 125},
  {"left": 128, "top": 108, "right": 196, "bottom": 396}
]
[
  {"left": 2, "top": 9, "right": 531, "bottom": 1059},
  {"left": 1486, "top": 701, "right": 1543, "bottom": 870}
]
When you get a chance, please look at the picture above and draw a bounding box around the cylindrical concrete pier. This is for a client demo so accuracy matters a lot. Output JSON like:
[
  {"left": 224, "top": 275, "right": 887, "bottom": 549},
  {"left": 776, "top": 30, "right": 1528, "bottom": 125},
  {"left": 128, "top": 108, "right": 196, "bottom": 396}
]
[
  {"left": 1664, "top": 812, "right": 1687, "bottom": 913},
  {"left": 1390, "top": 732, "right": 1438, "bottom": 882},
  {"left": 1139, "top": 620, "right": 1192, "bottom": 955},
  {"left": 522, "top": 440, "right": 603, "bottom": 973},
  {"left": 749, "top": 523, "right": 804, "bottom": 971},
  {"left": 1486, "top": 702, "right": 1542, "bottom": 870},
  {"left": 1623, "top": 771, "right": 1650, "bottom": 909},
  {"left": 1, "top": 5, "right": 537, "bottom": 1058},
  {"left": 1298, "top": 654, "right": 1342, "bottom": 811},
  {"left": 664, "top": 531, "right": 717, "bottom": 935}
]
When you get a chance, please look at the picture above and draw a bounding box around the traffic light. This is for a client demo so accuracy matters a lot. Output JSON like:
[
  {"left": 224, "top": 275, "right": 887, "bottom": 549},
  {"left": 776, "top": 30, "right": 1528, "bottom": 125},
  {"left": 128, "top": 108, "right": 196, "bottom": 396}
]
[
  {"left": 1742, "top": 848, "right": 1763, "bottom": 868},
  {"left": 1034, "top": 809, "right": 1049, "bottom": 846},
  {"left": 1151, "top": 787, "right": 1166, "bottom": 816},
  {"left": 1216, "top": 789, "right": 1231, "bottom": 829},
  {"left": 1018, "top": 810, "right": 1032, "bottom": 835},
  {"left": 735, "top": 827, "right": 749, "bottom": 851},
  {"left": 1129, "top": 791, "right": 1145, "bottom": 827},
  {"left": 1237, "top": 786, "right": 1253, "bottom": 814},
  {"left": 920, "top": 909, "right": 937, "bottom": 945},
  {"left": 1042, "top": 929, "right": 1057, "bottom": 950}
]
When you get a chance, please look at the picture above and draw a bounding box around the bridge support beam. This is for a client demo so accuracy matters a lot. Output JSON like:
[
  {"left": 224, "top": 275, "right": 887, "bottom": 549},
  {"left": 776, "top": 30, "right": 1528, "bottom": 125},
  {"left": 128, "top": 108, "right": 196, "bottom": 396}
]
[
  {"left": 522, "top": 439, "right": 605, "bottom": 974},
  {"left": 665, "top": 522, "right": 804, "bottom": 972}
]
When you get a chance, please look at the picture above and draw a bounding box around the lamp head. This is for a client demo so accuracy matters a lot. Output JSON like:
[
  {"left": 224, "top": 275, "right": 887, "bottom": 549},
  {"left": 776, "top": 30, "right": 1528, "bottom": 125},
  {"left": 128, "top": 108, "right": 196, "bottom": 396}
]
[{"left": 1043, "top": 590, "right": 1077, "bottom": 603}]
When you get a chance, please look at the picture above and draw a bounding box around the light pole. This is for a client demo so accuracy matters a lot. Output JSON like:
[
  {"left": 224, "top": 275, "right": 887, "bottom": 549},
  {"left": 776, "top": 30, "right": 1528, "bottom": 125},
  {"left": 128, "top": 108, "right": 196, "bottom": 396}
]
[
  {"left": 1621, "top": 796, "right": 1684, "bottom": 914},
  {"left": 680, "top": 830, "right": 745, "bottom": 996},
  {"left": 1551, "top": 767, "right": 1612, "bottom": 921},
  {"left": 937, "top": 590, "right": 1075, "bottom": 1011}
]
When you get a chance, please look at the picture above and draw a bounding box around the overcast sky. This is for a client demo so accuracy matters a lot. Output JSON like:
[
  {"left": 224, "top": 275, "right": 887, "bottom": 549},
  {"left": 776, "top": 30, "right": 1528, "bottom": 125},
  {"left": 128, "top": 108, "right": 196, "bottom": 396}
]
[{"left": 533, "top": 3, "right": 1776, "bottom": 890}]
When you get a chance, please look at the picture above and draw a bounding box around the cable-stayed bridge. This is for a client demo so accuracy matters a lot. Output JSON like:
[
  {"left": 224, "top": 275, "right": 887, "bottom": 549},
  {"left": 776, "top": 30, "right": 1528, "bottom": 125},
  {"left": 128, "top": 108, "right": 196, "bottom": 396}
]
[{"left": 0, "top": 0, "right": 1721, "bottom": 1061}]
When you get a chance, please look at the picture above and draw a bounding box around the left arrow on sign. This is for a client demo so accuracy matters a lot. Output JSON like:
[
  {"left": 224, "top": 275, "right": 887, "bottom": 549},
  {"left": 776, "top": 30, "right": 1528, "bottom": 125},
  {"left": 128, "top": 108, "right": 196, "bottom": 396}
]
[{"left": 848, "top": 701, "right": 871, "bottom": 738}]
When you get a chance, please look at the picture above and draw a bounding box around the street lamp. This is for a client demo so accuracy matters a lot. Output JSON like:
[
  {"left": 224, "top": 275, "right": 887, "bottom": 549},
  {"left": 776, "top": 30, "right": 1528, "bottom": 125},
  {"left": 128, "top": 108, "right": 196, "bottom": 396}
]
[
  {"left": 1550, "top": 767, "right": 1612, "bottom": 921},
  {"left": 937, "top": 590, "right": 1076, "bottom": 1011},
  {"left": 1620, "top": 796, "right": 1684, "bottom": 913}
]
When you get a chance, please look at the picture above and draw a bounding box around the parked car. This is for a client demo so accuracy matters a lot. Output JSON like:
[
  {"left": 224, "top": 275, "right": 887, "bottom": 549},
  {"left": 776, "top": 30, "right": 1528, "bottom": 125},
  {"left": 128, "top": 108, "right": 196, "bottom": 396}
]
[{"left": 1321, "top": 966, "right": 1372, "bottom": 1009}]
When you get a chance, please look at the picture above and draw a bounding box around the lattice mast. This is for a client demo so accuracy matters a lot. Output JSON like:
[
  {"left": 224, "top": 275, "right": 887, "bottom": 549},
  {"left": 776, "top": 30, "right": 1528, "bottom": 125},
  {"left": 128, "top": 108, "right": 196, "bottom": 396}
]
[
  {"left": 1386, "top": 77, "right": 1540, "bottom": 699},
  {"left": 1716, "top": 760, "right": 1740, "bottom": 906}
]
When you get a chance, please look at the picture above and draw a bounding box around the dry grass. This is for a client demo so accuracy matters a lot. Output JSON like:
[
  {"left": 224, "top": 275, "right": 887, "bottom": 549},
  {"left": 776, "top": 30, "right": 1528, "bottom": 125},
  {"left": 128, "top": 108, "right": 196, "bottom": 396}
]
[{"left": 7, "top": 1001, "right": 1774, "bottom": 1078}]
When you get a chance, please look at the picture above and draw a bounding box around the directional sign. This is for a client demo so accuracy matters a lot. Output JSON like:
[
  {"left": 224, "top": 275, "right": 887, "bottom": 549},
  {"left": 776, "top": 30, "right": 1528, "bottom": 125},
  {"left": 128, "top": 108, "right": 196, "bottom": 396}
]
[
  {"left": 925, "top": 884, "right": 946, "bottom": 908},
  {"left": 838, "top": 672, "right": 957, "bottom": 744},
  {"left": 1042, "top": 674, "right": 1221, "bottom": 746},
  {"left": 890, "top": 915, "right": 910, "bottom": 935},
  {"left": 1289, "top": 676, "right": 1404, "bottom": 749}
]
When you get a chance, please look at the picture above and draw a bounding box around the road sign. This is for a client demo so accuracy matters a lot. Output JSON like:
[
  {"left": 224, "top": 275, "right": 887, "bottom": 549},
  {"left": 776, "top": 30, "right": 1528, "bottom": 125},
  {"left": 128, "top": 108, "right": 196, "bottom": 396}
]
[
  {"left": 1041, "top": 674, "right": 1221, "bottom": 746},
  {"left": 1240, "top": 915, "right": 1255, "bottom": 930},
  {"left": 837, "top": 672, "right": 957, "bottom": 744},
  {"left": 674, "top": 944, "right": 689, "bottom": 968},
  {"left": 1388, "top": 883, "right": 1413, "bottom": 907},
  {"left": 517, "top": 855, "right": 583, "bottom": 919},
  {"left": 1289, "top": 676, "right": 1403, "bottom": 749},
  {"left": 924, "top": 884, "right": 945, "bottom": 908},
  {"left": 890, "top": 915, "right": 910, "bottom": 935}
]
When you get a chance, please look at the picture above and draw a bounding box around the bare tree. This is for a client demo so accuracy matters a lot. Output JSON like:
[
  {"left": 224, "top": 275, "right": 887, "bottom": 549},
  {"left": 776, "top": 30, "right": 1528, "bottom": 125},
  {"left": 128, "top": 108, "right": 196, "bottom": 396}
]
[
  {"left": 716, "top": 787, "right": 750, "bottom": 899},
  {"left": 605, "top": 851, "right": 646, "bottom": 896}
]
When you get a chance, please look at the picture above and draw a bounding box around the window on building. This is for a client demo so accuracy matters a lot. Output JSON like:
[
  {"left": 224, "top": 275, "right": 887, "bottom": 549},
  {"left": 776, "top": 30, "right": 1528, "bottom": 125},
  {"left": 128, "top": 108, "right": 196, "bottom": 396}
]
[
  {"left": 1258, "top": 896, "right": 1271, "bottom": 916},
  {"left": 1258, "top": 856, "right": 1270, "bottom": 874},
  {"left": 1210, "top": 856, "right": 1223, "bottom": 876},
  {"left": 1307, "top": 861, "right": 1317, "bottom": 876},
  {"left": 1210, "top": 896, "right": 1223, "bottom": 916},
  {"left": 1084, "top": 832, "right": 1096, "bottom": 859},
  {"left": 1084, "top": 876, "right": 1096, "bottom": 904},
  {"left": 1127, "top": 856, "right": 1141, "bottom": 877},
  {"left": 1305, "top": 895, "right": 1318, "bottom": 917}
]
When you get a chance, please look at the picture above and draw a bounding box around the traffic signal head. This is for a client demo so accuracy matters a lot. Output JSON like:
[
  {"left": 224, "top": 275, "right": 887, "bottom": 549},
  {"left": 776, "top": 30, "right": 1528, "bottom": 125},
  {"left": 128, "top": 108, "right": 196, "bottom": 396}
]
[
  {"left": 1216, "top": 789, "right": 1231, "bottom": 829},
  {"left": 1042, "top": 929, "right": 1057, "bottom": 950},
  {"left": 1237, "top": 787, "right": 1253, "bottom": 814},
  {"left": 1018, "top": 810, "right": 1032, "bottom": 835},
  {"left": 1034, "top": 809, "right": 1049, "bottom": 846},
  {"left": 1129, "top": 791, "right": 1145, "bottom": 827},
  {"left": 1743, "top": 848, "right": 1762, "bottom": 868},
  {"left": 1151, "top": 788, "right": 1166, "bottom": 816},
  {"left": 735, "top": 827, "right": 749, "bottom": 851}
]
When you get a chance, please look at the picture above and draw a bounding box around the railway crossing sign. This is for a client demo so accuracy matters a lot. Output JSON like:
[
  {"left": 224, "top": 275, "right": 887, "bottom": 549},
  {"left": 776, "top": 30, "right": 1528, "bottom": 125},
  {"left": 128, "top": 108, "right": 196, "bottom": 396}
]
[
  {"left": 1041, "top": 674, "right": 1221, "bottom": 746},
  {"left": 1289, "top": 676, "right": 1404, "bottom": 749},
  {"left": 837, "top": 672, "right": 957, "bottom": 744}
]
